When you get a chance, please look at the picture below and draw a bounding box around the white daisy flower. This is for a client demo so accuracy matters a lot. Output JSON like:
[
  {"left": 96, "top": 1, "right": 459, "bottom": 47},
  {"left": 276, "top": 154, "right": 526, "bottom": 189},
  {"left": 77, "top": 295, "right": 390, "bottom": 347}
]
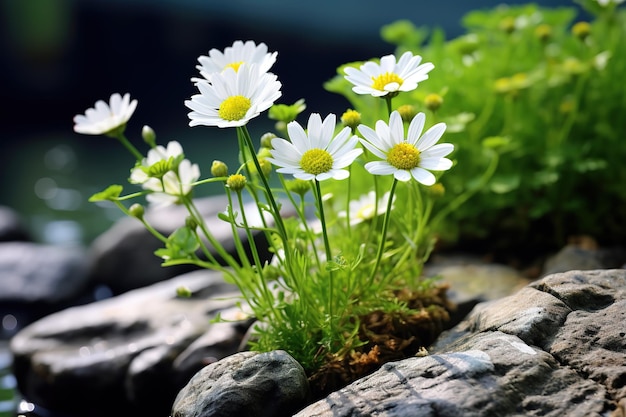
[
  {"left": 130, "top": 141, "right": 200, "bottom": 207},
  {"left": 73, "top": 93, "right": 137, "bottom": 135},
  {"left": 338, "top": 191, "right": 394, "bottom": 226},
  {"left": 185, "top": 64, "right": 281, "bottom": 128},
  {"left": 358, "top": 111, "right": 453, "bottom": 185},
  {"left": 194, "top": 40, "right": 277, "bottom": 82},
  {"left": 267, "top": 113, "right": 363, "bottom": 181},
  {"left": 344, "top": 51, "right": 434, "bottom": 97}
]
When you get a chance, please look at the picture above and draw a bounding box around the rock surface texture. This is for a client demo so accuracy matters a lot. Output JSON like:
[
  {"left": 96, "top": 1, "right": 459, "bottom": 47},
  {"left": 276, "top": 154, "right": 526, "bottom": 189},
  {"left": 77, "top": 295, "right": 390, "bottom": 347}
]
[
  {"left": 172, "top": 350, "right": 310, "bottom": 417},
  {"left": 295, "top": 269, "right": 626, "bottom": 416},
  {"left": 10, "top": 270, "right": 247, "bottom": 417}
]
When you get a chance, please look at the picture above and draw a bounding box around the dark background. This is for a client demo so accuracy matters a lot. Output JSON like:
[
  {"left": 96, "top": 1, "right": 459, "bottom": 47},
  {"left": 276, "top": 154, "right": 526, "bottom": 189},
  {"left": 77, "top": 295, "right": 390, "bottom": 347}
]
[{"left": 0, "top": 0, "right": 582, "bottom": 245}]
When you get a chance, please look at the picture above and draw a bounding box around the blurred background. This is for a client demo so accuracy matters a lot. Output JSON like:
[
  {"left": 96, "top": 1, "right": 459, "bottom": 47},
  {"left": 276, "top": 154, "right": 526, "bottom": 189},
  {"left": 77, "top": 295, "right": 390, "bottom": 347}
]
[{"left": 0, "top": 0, "right": 582, "bottom": 246}]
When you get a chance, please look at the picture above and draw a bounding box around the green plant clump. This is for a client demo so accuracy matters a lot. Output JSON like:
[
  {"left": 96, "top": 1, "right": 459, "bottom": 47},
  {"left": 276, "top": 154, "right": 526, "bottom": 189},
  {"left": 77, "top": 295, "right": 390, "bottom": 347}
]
[{"left": 326, "top": 0, "right": 626, "bottom": 257}]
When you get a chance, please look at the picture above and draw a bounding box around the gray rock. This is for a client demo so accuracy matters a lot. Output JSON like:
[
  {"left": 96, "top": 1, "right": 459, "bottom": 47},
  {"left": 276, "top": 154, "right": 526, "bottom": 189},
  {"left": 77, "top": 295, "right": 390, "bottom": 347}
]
[
  {"left": 172, "top": 350, "right": 310, "bottom": 417},
  {"left": 295, "top": 269, "right": 625, "bottom": 416},
  {"left": 424, "top": 255, "right": 531, "bottom": 326},
  {"left": 0, "top": 242, "right": 90, "bottom": 305},
  {"left": 297, "top": 332, "right": 606, "bottom": 417},
  {"left": 542, "top": 244, "right": 626, "bottom": 276},
  {"left": 88, "top": 195, "right": 274, "bottom": 294},
  {"left": 0, "top": 206, "right": 31, "bottom": 242},
  {"left": 10, "top": 269, "right": 246, "bottom": 417}
]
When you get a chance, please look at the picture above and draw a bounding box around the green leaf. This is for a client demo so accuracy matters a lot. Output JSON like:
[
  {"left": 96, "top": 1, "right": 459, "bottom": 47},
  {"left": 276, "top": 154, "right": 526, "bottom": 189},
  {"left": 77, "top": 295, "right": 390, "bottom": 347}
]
[{"left": 89, "top": 185, "right": 123, "bottom": 202}]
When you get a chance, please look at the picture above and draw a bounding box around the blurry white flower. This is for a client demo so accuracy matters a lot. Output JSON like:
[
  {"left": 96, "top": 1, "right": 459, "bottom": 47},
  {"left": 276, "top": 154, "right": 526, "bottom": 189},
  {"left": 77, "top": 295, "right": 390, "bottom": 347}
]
[
  {"left": 338, "top": 191, "right": 394, "bottom": 226},
  {"left": 344, "top": 52, "right": 434, "bottom": 97},
  {"left": 130, "top": 141, "right": 200, "bottom": 207},
  {"left": 267, "top": 113, "right": 362, "bottom": 181},
  {"left": 358, "top": 111, "right": 453, "bottom": 185},
  {"left": 73, "top": 93, "right": 137, "bottom": 136},
  {"left": 186, "top": 64, "right": 281, "bottom": 128}
]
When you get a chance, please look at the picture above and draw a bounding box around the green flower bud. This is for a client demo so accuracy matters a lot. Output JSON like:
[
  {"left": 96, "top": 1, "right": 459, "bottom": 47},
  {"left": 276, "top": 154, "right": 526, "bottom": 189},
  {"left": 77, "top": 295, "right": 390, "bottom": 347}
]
[
  {"left": 534, "top": 24, "right": 552, "bottom": 43},
  {"left": 129, "top": 203, "right": 145, "bottom": 220},
  {"left": 260, "top": 132, "right": 277, "bottom": 149},
  {"left": 426, "top": 183, "right": 445, "bottom": 198},
  {"left": 211, "top": 160, "right": 228, "bottom": 177},
  {"left": 176, "top": 286, "right": 192, "bottom": 298},
  {"left": 340, "top": 109, "right": 361, "bottom": 130},
  {"left": 185, "top": 216, "right": 198, "bottom": 230},
  {"left": 226, "top": 174, "right": 247, "bottom": 192},
  {"left": 258, "top": 158, "right": 272, "bottom": 177},
  {"left": 142, "top": 125, "right": 156, "bottom": 147},
  {"left": 397, "top": 104, "right": 417, "bottom": 122},
  {"left": 287, "top": 179, "right": 311, "bottom": 197},
  {"left": 424, "top": 94, "right": 444, "bottom": 112},
  {"left": 572, "top": 21, "right": 591, "bottom": 41},
  {"left": 499, "top": 16, "right": 516, "bottom": 34}
]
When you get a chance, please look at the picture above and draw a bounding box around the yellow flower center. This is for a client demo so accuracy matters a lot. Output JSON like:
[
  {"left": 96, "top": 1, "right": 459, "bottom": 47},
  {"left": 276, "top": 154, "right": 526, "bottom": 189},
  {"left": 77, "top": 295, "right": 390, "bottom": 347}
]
[
  {"left": 225, "top": 61, "right": 244, "bottom": 72},
  {"left": 356, "top": 203, "right": 376, "bottom": 220},
  {"left": 371, "top": 72, "right": 404, "bottom": 91},
  {"left": 387, "top": 143, "right": 420, "bottom": 170},
  {"left": 218, "top": 95, "right": 251, "bottom": 121},
  {"left": 300, "top": 148, "right": 334, "bottom": 175}
]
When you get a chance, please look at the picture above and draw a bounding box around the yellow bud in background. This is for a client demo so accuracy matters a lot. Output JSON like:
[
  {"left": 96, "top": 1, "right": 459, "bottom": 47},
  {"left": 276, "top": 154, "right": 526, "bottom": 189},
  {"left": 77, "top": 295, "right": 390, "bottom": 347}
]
[
  {"left": 534, "top": 24, "right": 552, "bottom": 43},
  {"left": 397, "top": 104, "right": 417, "bottom": 122},
  {"left": 424, "top": 94, "right": 444, "bottom": 112},
  {"left": 211, "top": 160, "right": 228, "bottom": 178},
  {"left": 572, "top": 21, "right": 591, "bottom": 41}
]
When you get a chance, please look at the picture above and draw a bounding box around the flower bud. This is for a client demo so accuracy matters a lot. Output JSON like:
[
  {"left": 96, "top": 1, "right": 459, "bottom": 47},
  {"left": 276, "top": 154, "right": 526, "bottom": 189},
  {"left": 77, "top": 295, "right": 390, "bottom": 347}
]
[
  {"left": 534, "top": 24, "right": 552, "bottom": 43},
  {"left": 424, "top": 94, "right": 444, "bottom": 112},
  {"left": 185, "top": 216, "right": 198, "bottom": 230},
  {"left": 427, "top": 183, "right": 445, "bottom": 198},
  {"left": 260, "top": 132, "right": 277, "bottom": 149},
  {"left": 129, "top": 203, "right": 145, "bottom": 220},
  {"left": 257, "top": 158, "right": 272, "bottom": 177},
  {"left": 397, "top": 104, "right": 417, "bottom": 122},
  {"left": 572, "top": 21, "right": 591, "bottom": 41},
  {"left": 499, "top": 17, "right": 516, "bottom": 34},
  {"left": 176, "top": 286, "right": 192, "bottom": 298},
  {"left": 211, "top": 160, "right": 228, "bottom": 177},
  {"left": 142, "top": 125, "right": 156, "bottom": 147},
  {"left": 340, "top": 109, "right": 361, "bottom": 130},
  {"left": 287, "top": 179, "right": 311, "bottom": 197},
  {"left": 226, "top": 174, "right": 247, "bottom": 192}
]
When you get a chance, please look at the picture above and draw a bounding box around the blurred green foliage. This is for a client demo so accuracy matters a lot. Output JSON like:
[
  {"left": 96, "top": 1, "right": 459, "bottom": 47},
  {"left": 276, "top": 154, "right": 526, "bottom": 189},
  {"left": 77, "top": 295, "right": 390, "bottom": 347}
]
[{"left": 326, "top": 1, "right": 626, "bottom": 257}]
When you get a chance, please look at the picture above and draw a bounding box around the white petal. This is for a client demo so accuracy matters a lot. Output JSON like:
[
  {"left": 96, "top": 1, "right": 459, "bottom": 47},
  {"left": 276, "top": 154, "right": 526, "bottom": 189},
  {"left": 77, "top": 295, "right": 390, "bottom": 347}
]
[
  {"left": 416, "top": 123, "right": 446, "bottom": 151},
  {"left": 410, "top": 167, "right": 436, "bottom": 185}
]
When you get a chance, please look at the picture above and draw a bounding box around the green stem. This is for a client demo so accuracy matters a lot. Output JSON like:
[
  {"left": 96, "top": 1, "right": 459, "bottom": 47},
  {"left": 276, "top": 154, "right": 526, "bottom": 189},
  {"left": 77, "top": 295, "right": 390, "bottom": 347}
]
[
  {"left": 238, "top": 126, "right": 289, "bottom": 246},
  {"left": 116, "top": 133, "right": 144, "bottom": 162},
  {"left": 369, "top": 178, "right": 398, "bottom": 285},
  {"left": 314, "top": 180, "right": 334, "bottom": 321}
]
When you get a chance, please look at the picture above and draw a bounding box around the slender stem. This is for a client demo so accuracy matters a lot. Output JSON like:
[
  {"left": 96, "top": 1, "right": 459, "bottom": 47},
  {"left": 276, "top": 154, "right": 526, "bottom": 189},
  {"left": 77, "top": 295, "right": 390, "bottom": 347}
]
[
  {"left": 314, "top": 180, "right": 334, "bottom": 321},
  {"left": 238, "top": 126, "right": 289, "bottom": 245},
  {"left": 369, "top": 178, "right": 398, "bottom": 285},
  {"left": 116, "top": 133, "right": 144, "bottom": 162}
]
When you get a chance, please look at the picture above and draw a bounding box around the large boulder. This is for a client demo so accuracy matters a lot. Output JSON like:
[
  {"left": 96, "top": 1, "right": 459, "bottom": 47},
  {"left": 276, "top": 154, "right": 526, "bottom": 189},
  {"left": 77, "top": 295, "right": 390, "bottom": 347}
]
[
  {"left": 10, "top": 269, "right": 248, "bottom": 417},
  {"left": 0, "top": 241, "right": 92, "bottom": 337},
  {"left": 295, "top": 269, "right": 626, "bottom": 416},
  {"left": 88, "top": 195, "right": 274, "bottom": 294}
]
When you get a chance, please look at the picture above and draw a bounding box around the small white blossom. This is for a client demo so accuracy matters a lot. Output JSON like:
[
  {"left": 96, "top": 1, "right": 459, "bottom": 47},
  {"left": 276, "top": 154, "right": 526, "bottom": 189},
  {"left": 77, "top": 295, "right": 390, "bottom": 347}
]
[
  {"left": 267, "top": 113, "right": 363, "bottom": 181},
  {"left": 186, "top": 64, "right": 281, "bottom": 128},
  {"left": 344, "top": 52, "right": 434, "bottom": 97},
  {"left": 73, "top": 93, "right": 137, "bottom": 135},
  {"left": 358, "top": 111, "right": 453, "bottom": 185}
]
